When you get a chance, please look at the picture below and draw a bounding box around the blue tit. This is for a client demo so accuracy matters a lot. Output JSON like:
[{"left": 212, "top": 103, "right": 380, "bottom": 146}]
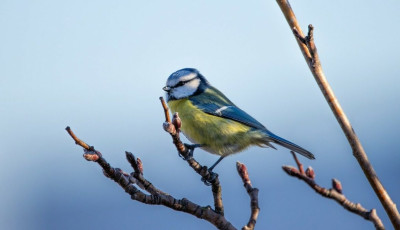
[{"left": 163, "top": 68, "right": 314, "bottom": 171}]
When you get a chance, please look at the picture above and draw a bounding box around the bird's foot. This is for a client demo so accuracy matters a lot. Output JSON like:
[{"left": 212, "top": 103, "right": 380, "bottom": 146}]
[
  {"left": 179, "top": 143, "right": 202, "bottom": 161},
  {"left": 201, "top": 170, "right": 218, "bottom": 186}
]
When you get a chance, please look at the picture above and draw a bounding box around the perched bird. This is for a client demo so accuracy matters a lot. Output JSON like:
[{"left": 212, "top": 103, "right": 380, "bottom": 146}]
[{"left": 163, "top": 68, "right": 314, "bottom": 173}]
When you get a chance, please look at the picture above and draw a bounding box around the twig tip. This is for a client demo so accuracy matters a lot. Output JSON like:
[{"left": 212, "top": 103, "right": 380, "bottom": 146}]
[
  {"left": 125, "top": 151, "right": 134, "bottom": 160},
  {"left": 137, "top": 158, "right": 143, "bottom": 174},
  {"left": 172, "top": 112, "right": 182, "bottom": 131},
  {"left": 236, "top": 161, "right": 251, "bottom": 185},
  {"left": 305, "top": 166, "right": 315, "bottom": 179},
  {"left": 236, "top": 161, "right": 245, "bottom": 171},
  {"left": 332, "top": 178, "right": 343, "bottom": 194}
]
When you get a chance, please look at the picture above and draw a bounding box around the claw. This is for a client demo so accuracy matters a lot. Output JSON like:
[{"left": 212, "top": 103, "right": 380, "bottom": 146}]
[
  {"left": 179, "top": 143, "right": 202, "bottom": 161},
  {"left": 201, "top": 170, "right": 218, "bottom": 186}
]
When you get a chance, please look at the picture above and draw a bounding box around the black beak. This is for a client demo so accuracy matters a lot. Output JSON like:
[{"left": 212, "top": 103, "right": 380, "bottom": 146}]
[{"left": 163, "top": 86, "right": 171, "bottom": 92}]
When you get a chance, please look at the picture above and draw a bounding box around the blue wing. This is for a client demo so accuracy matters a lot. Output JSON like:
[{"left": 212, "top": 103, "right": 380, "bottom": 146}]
[
  {"left": 189, "top": 86, "right": 266, "bottom": 130},
  {"left": 189, "top": 86, "right": 315, "bottom": 159}
]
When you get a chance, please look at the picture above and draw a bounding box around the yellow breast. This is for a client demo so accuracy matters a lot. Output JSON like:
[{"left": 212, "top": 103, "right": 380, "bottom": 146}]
[{"left": 167, "top": 98, "right": 259, "bottom": 156}]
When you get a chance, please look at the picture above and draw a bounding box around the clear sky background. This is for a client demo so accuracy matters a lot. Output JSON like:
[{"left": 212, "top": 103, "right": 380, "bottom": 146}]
[{"left": 1, "top": 1, "right": 399, "bottom": 229}]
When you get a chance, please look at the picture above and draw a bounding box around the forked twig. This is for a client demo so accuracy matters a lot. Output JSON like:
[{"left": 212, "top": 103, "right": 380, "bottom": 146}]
[
  {"left": 66, "top": 97, "right": 262, "bottom": 230},
  {"left": 276, "top": 1, "right": 399, "bottom": 228},
  {"left": 159, "top": 96, "right": 225, "bottom": 215},
  {"left": 66, "top": 126, "right": 235, "bottom": 230},
  {"left": 283, "top": 152, "right": 384, "bottom": 230}
]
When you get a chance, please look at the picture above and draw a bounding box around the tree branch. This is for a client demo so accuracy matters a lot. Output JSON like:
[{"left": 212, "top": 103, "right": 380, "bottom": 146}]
[
  {"left": 283, "top": 152, "right": 385, "bottom": 230},
  {"left": 66, "top": 126, "right": 236, "bottom": 230},
  {"left": 66, "top": 97, "right": 262, "bottom": 230},
  {"left": 237, "top": 162, "right": 260, "bottom": 230},
  {"left": 66, "top": 126, "right": 90, "bottom": 150},
  {"left": 159, "top": 96, "right": 225, "bottom": 215},
  {"left": 276, "top": 1, "right": 400, "bottom": 228}
]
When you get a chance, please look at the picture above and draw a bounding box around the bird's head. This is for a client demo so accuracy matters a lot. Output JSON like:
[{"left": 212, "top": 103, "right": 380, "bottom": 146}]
[{"left": 163, "top": 68, "right": 209, "bottom": 101}]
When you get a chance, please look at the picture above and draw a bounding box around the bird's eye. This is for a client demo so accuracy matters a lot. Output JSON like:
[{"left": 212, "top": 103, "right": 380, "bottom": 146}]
[
  {"left": 171, "top": 77, "right": 196, "bottom": 89},
  {"left": 175, "top": 81, "right": 186, "bottom": 87}
]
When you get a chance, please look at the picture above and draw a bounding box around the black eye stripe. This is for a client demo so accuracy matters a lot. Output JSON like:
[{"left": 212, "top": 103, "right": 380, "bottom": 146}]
[{"left": 171, "top": 77, "right": 196, "bottom": 89}]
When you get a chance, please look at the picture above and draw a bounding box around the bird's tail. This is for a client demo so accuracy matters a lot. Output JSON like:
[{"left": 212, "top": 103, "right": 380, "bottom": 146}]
[{"left": 263, "top": 130, "right": 315, "bottom": 159}]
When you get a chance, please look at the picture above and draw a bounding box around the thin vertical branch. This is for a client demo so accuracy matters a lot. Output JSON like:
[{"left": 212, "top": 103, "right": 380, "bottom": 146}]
[
  {"left": 237, "top": 162, "right": 260, "bottom": 230},
  {"left": 159, "top": 97, "right": 225, "bottom": 216},
  {"left": 276, "top": 1, "right": 400, "bottom": 229}
]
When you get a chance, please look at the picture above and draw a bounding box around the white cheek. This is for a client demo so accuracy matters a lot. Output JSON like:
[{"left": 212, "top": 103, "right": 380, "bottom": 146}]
[{"left": 172, "top": 79, "right": 200, "bottom": 99}]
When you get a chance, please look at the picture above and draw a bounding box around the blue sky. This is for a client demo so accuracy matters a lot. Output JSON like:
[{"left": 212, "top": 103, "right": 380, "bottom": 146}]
[{"left": 1, "top": 1, "right": 399, "bottom": 229}]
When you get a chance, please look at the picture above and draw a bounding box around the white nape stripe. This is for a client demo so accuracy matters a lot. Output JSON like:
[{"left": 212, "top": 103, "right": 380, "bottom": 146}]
[
  {"left": 215, "top": 106, "right": 231, "bottom": 115},
  {"left": 167, "top": 72, "right": 197, "bottom": 88},
  {"left": 180, "top": 72, "right": 197, "bottom": 82}
]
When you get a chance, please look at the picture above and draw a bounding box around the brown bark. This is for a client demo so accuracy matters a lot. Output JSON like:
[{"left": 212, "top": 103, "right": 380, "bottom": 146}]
[
  {"left": 276, "top": 1, "right": 400, "bottom": 228},
  {"left": 283, "top": 152, "right": 384, "bottom": 230}
]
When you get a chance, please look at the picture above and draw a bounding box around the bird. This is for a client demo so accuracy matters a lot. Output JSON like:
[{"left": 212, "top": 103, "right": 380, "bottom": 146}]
[{"left": 163, "top": 68, "right": 314, "bottom": 174}]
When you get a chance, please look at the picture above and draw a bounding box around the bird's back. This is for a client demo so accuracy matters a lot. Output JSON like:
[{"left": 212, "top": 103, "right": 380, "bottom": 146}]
[{"left": 167, "top": 95, "right": 260, "bottom": 156}]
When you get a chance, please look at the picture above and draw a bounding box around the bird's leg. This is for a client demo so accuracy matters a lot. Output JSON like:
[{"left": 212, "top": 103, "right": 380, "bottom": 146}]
[
  {"left": 201, "top": 156, "right": 225, "bottom": 186},
  {"left": 180, "top": 143, "right": 202, "bottom": 160},
  {"left": 208, "top": 156, "right": 225, "bottom": 172}
]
